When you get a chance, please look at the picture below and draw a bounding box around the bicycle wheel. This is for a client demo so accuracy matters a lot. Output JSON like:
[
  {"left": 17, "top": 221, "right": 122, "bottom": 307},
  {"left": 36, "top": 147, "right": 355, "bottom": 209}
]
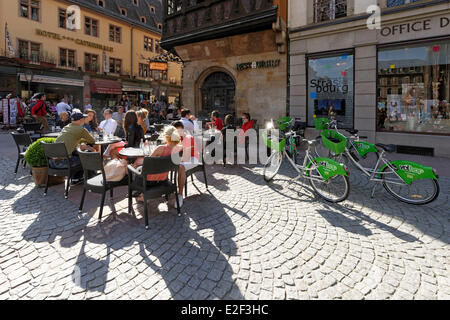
[
  {"left": 263, "top": 151, "right": 283, "bottom": 182},
  {"left": 309, "top": 168, "right": 350, "bottom": 203},
  {"left": 381, "top": 166, "right": 440, "bottom": 205}
]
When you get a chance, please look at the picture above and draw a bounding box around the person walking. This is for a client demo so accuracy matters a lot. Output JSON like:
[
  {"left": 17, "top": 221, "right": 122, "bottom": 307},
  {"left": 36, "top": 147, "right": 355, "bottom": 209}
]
[{"left": 31, "top": 93, "right": 49, "bottom": 133}]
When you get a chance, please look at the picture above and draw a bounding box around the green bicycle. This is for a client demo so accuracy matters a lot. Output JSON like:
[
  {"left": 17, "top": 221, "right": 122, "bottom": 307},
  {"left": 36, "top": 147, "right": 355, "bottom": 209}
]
[
  {"left": 313, "top": 117, "right": 440, "bottom": 205},
  {"left": 262, "top": 117, "right": 351, "bottom": 203}
]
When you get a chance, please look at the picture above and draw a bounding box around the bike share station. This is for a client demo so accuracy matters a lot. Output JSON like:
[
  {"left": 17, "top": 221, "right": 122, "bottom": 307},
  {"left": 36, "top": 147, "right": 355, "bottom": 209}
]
[{"left": 263, "top": 116, "right": 440, "bottom": 206}]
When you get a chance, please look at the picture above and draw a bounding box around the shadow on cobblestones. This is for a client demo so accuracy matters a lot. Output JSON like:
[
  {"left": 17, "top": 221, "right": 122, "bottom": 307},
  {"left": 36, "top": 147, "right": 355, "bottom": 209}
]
[{"left": 316, "top": 203, "right": 420, "bottom": 242}]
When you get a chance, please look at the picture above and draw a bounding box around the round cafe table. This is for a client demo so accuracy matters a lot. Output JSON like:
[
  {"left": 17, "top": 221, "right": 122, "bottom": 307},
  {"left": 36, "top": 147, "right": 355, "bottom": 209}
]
[
  {"left": 119, "top": 147, "right": 144, "bottom": 162},
  {"left": 42, "top": 132, "right": 60, "bottom": 138},
  {"left": 94, "top": 137, "right": 122, "bottom": 154}
]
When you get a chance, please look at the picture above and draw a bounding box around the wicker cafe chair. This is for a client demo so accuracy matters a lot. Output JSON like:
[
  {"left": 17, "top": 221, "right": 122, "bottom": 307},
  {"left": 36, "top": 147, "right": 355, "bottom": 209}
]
[
  {"left": 127, "top": 155, "right": 181, "bottom": 229},
  {"left": 11, "top": 132, "right": 32, "bottom": 174},
  {"left": 41, "top": 142, "right": 83, "bottom": 199},
  {"left": 77, "top": 149, "right": 128, "bottom": 221}
]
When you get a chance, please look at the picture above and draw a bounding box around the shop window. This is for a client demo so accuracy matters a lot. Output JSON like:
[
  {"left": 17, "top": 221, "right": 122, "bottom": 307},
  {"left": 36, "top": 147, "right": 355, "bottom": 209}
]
[
  {"left": 109, "top": 25, "right": 121, "bottom": 43},
  {"left": 314, "top": 0, "right": 347, "bottom": 23},
  {"left": 109, "top": 58, "right": 122, "bottom": 74},
  {"left": 377, "top": 40, "right": 450, "bottom": 135},
  {"left": 59, "top": 48, "right": 75, "bottom": 68},
  {"left": 144, "top": 36, "right": 153, "bottom": 52},
  {"left": 85, "top": 17, "right": 99, "bottom": 37},
  {"left": 307, "top": 52, "right": 354, "bottom": 128},
  {"left": 85, "top": 53, "right": 99, "bottom": 72},
  {"left": 20, "top": 0, "right": 40, "bottom": 21},
  {"left": 386, "top": 0, "right": 422, "bottom": 8}
]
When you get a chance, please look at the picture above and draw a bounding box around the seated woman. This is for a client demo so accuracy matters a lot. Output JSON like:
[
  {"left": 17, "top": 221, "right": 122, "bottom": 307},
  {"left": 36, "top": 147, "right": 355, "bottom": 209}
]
[
  {"left": 83, "top": 109, "right": 99, "bottom": 133},
  {"left": 132, "top": 126, "right": 183, "bottom": 203},
  {"left": 124, "top": 110, "right": 145, "bottom": 148},
  {"left": 221, "top": 114, "right": 237, "bottom": 165},
  {"left": 107, "top": 110, "right": 144, "bottom": 160},
  {"left": 172, "top": 121, "right": 200, "bottom": 207},
  {"left": 56, "top": 111, "right": 71, "bottom": 128},
  {"left": 136, "top": 109, "right": 148, "bottom": 134}
]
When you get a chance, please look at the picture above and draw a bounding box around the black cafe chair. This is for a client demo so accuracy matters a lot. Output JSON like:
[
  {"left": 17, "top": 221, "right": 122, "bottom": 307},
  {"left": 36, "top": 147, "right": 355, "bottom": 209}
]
[
  {"left": 11, "top": 132, "right": 32, "bottom": 174},
  {"left": 127, "top": 155, "right": 181, "bottom": 230},
  {"left": 41, "top": 142, "right": 83, "bottom": 199},
  {"left": 77, "top": 149, "right": 128, "bottom": 221},
  {"left": 23, "top": 122, "right": 43, "bottom": 141},
  {"left": 184, "top": 148, "right": 208, "bottom": 197}
]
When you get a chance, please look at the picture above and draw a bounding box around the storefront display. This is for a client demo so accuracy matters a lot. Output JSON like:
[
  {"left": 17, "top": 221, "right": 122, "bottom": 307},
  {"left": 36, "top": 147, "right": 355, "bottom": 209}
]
[
  {"left": 377, "top": 40, "right": 450, "bottom": 135},
  {"left": 307, "top": 53, "right": 354, "bottom": 128}
]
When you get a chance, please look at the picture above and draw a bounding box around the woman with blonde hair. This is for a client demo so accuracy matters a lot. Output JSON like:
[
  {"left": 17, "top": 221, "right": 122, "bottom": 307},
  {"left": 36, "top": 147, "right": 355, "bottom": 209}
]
[{"left": 136, "top": 109, "right": 149, "bottom": 133}]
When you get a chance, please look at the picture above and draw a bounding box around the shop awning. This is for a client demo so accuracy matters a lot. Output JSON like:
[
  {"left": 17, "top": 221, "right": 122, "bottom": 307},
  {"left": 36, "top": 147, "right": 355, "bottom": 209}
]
[
  {"left": 122, "top": 83, "right": 153, "bottom": 93},
  {"left": 90, "top": 79, "right": 122, "bottom": 94},
  {"left": 19, "top": 74, "right": 84, "bottom": 87}
]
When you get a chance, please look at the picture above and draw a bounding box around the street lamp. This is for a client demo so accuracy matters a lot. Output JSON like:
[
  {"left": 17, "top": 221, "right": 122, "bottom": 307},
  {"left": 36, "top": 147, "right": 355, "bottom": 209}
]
[{"left": 24, "top": 70, "right": 34, "bottom": 99}]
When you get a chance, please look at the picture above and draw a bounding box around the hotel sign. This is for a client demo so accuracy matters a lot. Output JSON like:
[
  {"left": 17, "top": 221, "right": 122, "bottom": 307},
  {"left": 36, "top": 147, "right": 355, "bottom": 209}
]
[
  {"left": 236, "top": 59, "right": 280, "bottom": 71},
  {"left": 150, "top": 62, "right": 168, "bottom": 71},
  {"left": 35, "top": 29, "right": 114, "bottom": 52}
]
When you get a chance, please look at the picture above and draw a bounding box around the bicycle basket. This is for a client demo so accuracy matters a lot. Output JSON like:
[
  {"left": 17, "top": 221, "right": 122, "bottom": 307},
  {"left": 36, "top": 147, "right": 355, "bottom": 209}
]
[
  {"left": 314, "top": 117, "right": 330, "bottom": 130},
  {"left": 321, "top": 129, "right": 347, "bottom": 154},
  {"left": 262, "top": 132, "right": 286, "bottom": 152},
  {"left": 276, "top": 116, "right": 292, "bottom": 131}
]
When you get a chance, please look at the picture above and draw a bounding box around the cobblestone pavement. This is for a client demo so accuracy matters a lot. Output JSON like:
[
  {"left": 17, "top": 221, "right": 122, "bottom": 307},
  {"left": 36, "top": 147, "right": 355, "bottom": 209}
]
[{"left": 0, "top": 153, "right": 449, "bottom": 300}]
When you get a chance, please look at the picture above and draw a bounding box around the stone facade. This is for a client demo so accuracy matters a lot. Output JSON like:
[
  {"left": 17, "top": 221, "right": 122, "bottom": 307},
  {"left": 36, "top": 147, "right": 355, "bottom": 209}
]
[{"left": 175, "top": 29, "right": 287, "bottom": 126}]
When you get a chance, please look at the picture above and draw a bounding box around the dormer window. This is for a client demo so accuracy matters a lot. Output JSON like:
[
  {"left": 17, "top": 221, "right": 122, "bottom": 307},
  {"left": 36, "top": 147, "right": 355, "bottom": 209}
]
[
  {"left": 150, "top": 6, "right": 155, "bottom": 13},
  {"left": 121, "top": 8, "right": 127, "bottom": 16},
  {"left": 133, "top": 0, "right": 139, "bottom": 5},
  {"left": 141, "top": 16, "right": 146, "bottom": 23},
  {"left": 157, "top": 23, "right": 162, "bottom": 30},
  {"left": 97, "top": 0, "right": 104, "bottom": 7}
]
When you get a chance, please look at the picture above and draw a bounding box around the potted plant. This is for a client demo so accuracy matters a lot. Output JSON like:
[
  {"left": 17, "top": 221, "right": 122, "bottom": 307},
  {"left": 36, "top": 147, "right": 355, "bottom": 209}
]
[{"left": 24, "top": 137, "right": 63, "bottom": 187}]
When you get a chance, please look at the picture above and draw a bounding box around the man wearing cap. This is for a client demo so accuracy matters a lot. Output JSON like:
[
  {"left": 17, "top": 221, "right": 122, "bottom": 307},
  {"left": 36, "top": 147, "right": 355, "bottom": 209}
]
[
  {"left": 52, "top": 111, "right": 97, "bottom": 174},
  {"left": 31, "top": 93, "right": 49, "bottom": 133}
]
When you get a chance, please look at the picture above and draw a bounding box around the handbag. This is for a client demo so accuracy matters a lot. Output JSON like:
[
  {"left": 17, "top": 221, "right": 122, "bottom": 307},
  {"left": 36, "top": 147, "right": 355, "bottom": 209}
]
[{"left": 104, "top": 158, "right": 127, "bottom": 182}]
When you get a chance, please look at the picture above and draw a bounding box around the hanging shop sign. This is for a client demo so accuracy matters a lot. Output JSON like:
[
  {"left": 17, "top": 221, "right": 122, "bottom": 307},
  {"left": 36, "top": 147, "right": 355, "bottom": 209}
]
[
  {"left": 35, "top": 29, "right": 114, "bottom": 52},
  {"left": 150, "top": 62, "right": 168, "bottom": 71},
  {"left": 236, "top": 59, "right": 280, "bottom": 71}
]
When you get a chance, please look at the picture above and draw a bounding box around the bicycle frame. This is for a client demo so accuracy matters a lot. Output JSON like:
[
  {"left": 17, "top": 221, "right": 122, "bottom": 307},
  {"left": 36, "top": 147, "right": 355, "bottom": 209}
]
[
  {"left": 283, "top": 142, "right": 332, "bottom": 184},
  {"left": 323, "top": 120, "right": 408, "bottom": 187}
]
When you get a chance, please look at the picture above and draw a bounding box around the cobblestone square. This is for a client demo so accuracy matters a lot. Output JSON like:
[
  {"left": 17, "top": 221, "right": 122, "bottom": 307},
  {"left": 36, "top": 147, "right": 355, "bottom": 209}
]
[{"left": 0, "top": 137, "right": 449, "bottom": 299}]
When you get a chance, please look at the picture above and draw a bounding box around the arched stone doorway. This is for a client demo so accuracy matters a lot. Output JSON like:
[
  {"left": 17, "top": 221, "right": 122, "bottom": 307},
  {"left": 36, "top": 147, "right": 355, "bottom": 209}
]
[{"left": 199, "top": 71, "right": 236, "bottom": 118}]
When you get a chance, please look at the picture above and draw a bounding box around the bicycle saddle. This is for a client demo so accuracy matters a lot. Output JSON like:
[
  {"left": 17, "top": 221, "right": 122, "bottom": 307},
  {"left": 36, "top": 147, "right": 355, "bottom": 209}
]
[
  {"left": 376, "top": 143, "right": 396, "bottom": 153},
  {"left": 345, "top": 129, "right": 359, "bottom": 135}
]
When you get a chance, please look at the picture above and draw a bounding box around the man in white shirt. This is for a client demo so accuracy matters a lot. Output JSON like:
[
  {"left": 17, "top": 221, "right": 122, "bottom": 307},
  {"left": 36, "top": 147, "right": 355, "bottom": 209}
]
[
  {"left": 99, "top": 108, "right": 118, "bottom": 135},
  {"left": 56, "top": 98, "right": 71, "bottom": 116},
  {"left": 180, "top": 108, "right": 195, "bottom": 135}
]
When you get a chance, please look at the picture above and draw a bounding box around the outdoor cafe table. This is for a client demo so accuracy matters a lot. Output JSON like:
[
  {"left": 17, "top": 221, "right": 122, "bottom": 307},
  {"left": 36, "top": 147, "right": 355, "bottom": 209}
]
[
  {"left": 119, "top": 147, "right": 144, "bottom": 163},
  {"left": 42, "top": 132, "right": 60, "bottom": 138}
]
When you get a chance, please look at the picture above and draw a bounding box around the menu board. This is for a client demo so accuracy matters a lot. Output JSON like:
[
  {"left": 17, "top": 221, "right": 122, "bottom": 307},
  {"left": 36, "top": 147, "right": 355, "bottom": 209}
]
[
  {"left": 1, "top": 99, "right": 19, "bottom": 125},
  {"left": 9, "top": 99, "right": 17, "bottom": 126},
  {"left": 2, "top": 99, "right": 8, "bottom": 125}
]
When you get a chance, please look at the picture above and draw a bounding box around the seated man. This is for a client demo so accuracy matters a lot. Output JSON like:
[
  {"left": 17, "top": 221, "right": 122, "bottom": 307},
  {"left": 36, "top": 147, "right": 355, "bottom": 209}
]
[
  {"left": 172, "top": 120, "right": 200, "bottom": 207},
  {"left": 53, "top": 111, "right": 97, "bottom": 182},
  {"left": 99, "top": 108, "right": 118, "bottom": 135}
]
